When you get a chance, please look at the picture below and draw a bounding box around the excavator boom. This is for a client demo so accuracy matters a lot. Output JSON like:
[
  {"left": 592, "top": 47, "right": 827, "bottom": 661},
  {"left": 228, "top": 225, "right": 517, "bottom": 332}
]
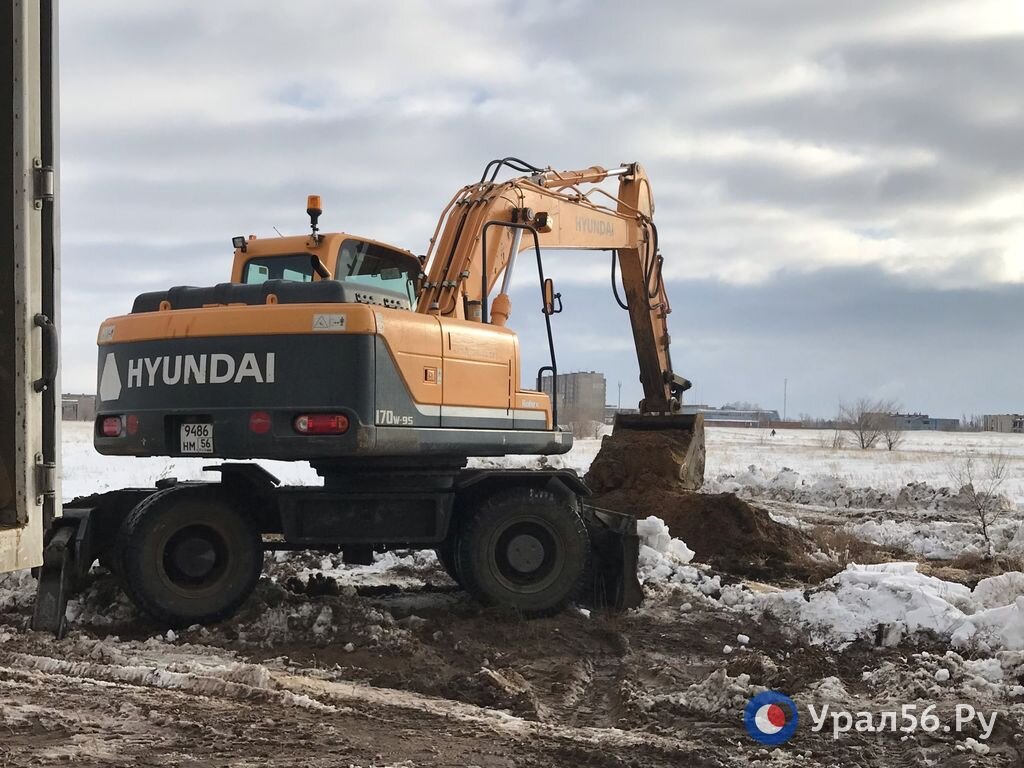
[
  {"left": 419, "top": 159, "right": 705, "bottom": 489},
  {"left": 420, "top": 161, "right": 688, "bottom": 414}
]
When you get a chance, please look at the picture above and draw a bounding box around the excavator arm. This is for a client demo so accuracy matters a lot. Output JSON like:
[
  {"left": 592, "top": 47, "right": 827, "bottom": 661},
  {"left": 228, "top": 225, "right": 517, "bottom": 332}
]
[{"left": 419, "top": 161, "right": 689, "bottom": 414}]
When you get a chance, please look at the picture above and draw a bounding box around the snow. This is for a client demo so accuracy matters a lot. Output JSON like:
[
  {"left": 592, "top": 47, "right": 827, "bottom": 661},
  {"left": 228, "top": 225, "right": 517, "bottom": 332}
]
[
  {"left": 633, "top": 515, "right": 701, "bottom": 585},
  {"left": 60, "top": 422, "right": 319, "bottom": 501},
  {"left": 60, "top": 421, "right": 1024, "bottom": 502},
  {"left": 763, "top": 562, "right": 1024, "bottom": 652},
  {"left": 639, "top": 668, "right": 762, "bottom": 715},
  {"left": 704, "top": 428, "right": 1024, "bottom": 501},
  {"left": 972, "top": 572, "right": 1024, "bottom": 609}
]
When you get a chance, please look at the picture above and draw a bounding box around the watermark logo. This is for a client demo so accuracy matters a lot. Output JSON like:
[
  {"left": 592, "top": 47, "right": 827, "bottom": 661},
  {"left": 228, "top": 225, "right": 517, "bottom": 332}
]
[{"left": 744, "top": 691, "right": 799, "bottom": 745}]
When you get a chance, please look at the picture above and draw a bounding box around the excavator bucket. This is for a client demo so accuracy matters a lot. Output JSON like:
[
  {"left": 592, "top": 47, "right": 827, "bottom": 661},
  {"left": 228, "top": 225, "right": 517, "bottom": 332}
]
[{"left": 585, "top": 413, "right": 706, "bottom": 495}]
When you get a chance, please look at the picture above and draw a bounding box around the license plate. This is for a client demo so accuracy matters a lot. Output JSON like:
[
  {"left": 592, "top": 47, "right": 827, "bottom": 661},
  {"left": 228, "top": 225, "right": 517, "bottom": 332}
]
[{"left": 180, "top": 423, "right": 214, "bottom": 454}]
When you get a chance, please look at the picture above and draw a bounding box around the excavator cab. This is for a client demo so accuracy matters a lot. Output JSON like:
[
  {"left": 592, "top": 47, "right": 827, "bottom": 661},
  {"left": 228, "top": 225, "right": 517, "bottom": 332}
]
[{"left": 238, "top": 238, "right": 420, "bottom": 305}]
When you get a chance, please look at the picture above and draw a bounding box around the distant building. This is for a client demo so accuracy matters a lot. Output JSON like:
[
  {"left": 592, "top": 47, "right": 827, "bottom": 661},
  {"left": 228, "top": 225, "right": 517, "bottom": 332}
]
[
  {"left": 604, "top": 405, "right": 638, "bottom": 424},
  {"left": 540, "top": 371, "right": 606, "bottom": 428},
  {"left": 883, "top": 413, "right": 959, "bottom": 432},
  {"left": 62, "top": 393, "right": 96, "bottom": 421},
  {"left": 983, "top": 414, "right": 1024, "bottom": 433},
  {"left": 680, "top": 405, "right": 781, "bottom": 428}
]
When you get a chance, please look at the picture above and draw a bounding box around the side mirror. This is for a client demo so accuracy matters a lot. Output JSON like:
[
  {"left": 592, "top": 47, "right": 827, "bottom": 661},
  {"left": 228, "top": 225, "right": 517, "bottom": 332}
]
[{"left": 542, "top": 278, "right": 561, "bottom": 315}]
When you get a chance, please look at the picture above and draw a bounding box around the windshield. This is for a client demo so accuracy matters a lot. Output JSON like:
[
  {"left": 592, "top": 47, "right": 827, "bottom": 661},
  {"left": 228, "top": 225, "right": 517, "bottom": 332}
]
[
  {"left": 241, "top": 241, "right": 418, "bottom": 305},
  {"left": 242, "top": 254, "right": 314, "bottom": 284},
  {"left": 337, "top": 239, "right": 417, "bottom": 304}
]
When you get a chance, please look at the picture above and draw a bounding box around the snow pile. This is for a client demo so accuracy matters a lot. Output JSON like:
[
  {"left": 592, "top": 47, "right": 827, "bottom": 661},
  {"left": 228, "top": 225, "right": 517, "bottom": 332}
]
[
  {"left": 707, "top": 466, "right": 1017, "bottom": 514},
  {"left": 639, "top": 668, "right": 763, "bottom": 715},
  {"left": 863, "top": 648, "right": 1024, "bottom": 702},
  {"left": 635, "top": 516, "right": 698, "bottom": 585},
  {"left": 273, "top": 548, "right": 446, "bottom": 590},
  {"left": 850, "top": 517, "right": 1024, "bottom": 560},
  {"left": 630, "top": 517, "right": 761, "bottom": 613},
  {"left": 0, "top": 570, "right": 36, "bottom": 614},
  {"left": 797, "top": 675, "right": 852, "bottom": 705},
  {"left": 972, "top": 572, "right": 1024, "bottom": 609},
  {"left": 763, "top": 562, "right": 1024, "bottom": 651}
]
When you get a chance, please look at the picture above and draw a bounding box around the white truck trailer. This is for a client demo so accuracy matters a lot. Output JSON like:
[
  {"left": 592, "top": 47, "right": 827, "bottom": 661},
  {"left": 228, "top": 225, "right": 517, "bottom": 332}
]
[{"left": 1, "top": 0, "right": 60, "bottom": 576}]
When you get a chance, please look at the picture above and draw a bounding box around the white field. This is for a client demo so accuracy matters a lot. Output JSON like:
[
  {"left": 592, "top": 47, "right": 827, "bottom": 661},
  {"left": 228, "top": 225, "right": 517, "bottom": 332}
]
[
  {"left": 705, "top": 427, "right": 1024, "bottom": 502},
  {"left": 60, "top": 421, "right": 1024, "bottom": 505}
]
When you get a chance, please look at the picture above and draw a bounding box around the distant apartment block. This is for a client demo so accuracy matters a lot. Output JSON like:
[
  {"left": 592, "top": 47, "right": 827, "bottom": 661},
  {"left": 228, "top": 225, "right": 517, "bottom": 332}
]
[
  {"left": 983, "top": 414, "right": 1024, "bottom": 433},
  {"left": 885, "top": 413, "right": 960, "bottom": 431},
  {"left": 540, "top": 371, "right": 606, "bottom": 427}
]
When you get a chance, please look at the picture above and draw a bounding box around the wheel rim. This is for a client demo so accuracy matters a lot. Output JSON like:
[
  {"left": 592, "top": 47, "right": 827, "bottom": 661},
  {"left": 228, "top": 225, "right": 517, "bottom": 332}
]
[
  {"left": 159, "top": 523, "right": 230, "bottom": 595},
  {"left": 489, "top": 517, "right": 562, "bottom": 594}
]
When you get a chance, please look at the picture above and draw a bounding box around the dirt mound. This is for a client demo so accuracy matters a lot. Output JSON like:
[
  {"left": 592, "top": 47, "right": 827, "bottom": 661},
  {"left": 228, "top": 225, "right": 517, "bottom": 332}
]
[
  {"left": 586, "top": 422, "right": 809, "bottom": 579},
  {"left": 591, "top": 487, "right": 810, "bottom": 579}
]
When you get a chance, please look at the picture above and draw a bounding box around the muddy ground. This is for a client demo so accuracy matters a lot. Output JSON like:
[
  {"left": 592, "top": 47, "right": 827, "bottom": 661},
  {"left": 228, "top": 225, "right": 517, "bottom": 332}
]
[
  {"left": 3, "top": 428, "right": 1022, "bottom": 766},
  {"left": 2, "top": 541, "right": 1022, "bottom": 768}
]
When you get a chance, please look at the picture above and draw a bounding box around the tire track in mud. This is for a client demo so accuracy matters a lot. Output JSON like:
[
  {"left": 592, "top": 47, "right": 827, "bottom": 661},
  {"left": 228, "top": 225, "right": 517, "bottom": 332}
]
[{"left": 0, "top": 648, "right": 715, "bottom": 767}]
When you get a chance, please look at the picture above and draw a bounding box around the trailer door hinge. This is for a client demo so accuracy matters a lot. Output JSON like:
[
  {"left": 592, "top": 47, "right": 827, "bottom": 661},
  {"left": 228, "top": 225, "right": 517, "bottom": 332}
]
[
  {"left": 33, "top": 159, "right": 55, "bottom": 209},
  {"left": 35, "top": 453, "right": 56, "bottom": 500}
]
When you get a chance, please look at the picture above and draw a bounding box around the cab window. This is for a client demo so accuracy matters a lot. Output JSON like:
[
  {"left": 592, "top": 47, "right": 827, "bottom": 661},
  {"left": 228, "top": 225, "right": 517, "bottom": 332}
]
[
  {"left": 242, "top": 254, "right": 315, "bottom": 284},
  {"left": 337, "top": 239, "right": 417, "bottom": 304}
]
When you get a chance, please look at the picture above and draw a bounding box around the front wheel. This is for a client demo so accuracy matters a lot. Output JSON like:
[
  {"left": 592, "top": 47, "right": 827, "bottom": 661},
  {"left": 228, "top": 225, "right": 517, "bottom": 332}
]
[
  {"left": 115, "top": 486, "right": 263, "bottom": 627},
  {"left": 456, "top": 486, "right": 589, "bottom": 617}
]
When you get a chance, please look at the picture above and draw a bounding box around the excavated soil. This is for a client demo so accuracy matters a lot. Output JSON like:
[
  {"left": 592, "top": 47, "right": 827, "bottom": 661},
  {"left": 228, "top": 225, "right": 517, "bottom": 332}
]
[
  {"left": 587, "top": 427, "right": 811, "bottom": 581},
  {"left": 586, "top": 421, "right": 705, "bottom": 494},
  {"left": 592, "top": 488, "right": 812, "bottom": 580}
]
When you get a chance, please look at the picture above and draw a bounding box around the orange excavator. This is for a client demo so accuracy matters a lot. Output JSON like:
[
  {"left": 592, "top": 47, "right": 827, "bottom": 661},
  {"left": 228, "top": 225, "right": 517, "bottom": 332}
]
[{"left": 29, "top": 158, "right": 704, "bottom": 635}]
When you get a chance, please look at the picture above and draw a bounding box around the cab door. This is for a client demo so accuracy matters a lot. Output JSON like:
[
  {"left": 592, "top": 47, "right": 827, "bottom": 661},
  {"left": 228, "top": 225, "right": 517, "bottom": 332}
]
[{"left": 1, "top": 0, "right": 60, "bottom": 572}]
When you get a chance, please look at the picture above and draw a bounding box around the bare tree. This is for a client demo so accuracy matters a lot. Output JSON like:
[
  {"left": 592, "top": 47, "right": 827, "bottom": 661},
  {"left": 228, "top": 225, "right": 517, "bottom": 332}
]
[
  {"left": 838, "top": 397, "right": 898, "bottom": 450},
  {"left": 881, "top": 413, "right": 905, "bottom": 451},
  {"left": 723, "top": 401, "right": 761, "bottom": 410},
  {"left": 819, "top": 427, "right": 846, "bottom": 450},
  {"left": 946, "top": 450, "right": 1010, "bottom": 558},
  {"left": 960, "top": 413, "right": 983, "bottom": 432}
]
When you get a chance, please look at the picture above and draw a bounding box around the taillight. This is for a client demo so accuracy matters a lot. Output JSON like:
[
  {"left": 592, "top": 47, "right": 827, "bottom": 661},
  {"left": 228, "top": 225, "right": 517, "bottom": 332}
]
[
  {"left": 126, "top": 414, "right": 140, "bottom": 435},
  {"left": 249, "top": 411, "right": 272, "bottom": 434},
  {"left": 293, "top": 414, "right": 349, "bottom": 435},
  {"left": 101, "top": 416, "right": 123, "bottom": 437}
]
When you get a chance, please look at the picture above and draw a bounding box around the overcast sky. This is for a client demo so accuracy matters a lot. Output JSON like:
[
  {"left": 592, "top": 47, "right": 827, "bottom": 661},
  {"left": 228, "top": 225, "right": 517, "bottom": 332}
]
[{"left": 59, "top": 1, "right": 1024, "bottom": 418}]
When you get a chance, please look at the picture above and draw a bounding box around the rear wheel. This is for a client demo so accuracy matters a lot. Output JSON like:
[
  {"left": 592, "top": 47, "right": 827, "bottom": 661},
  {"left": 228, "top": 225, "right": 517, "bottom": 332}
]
[
  {"left": 456, "top": 486, "right": 589, "bottom": 617},
  {"left": 115, "top": 486, "right": 263, "bottom": 627}
]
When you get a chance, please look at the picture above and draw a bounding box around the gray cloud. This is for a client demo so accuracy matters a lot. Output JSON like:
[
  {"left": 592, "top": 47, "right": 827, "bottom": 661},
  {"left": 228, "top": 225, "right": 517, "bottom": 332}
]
[
  {"left": 56, "top": 2, "right": 1024, "bottom": 414},
  {"left": 507, "top": 265, "right": 1024, "bottom": 418}
]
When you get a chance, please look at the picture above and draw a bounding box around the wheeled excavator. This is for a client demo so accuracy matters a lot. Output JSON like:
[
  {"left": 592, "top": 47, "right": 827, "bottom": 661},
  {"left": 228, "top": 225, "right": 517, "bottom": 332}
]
[{"left": 3, "top": 6, "right": 703, "bottom": 631}]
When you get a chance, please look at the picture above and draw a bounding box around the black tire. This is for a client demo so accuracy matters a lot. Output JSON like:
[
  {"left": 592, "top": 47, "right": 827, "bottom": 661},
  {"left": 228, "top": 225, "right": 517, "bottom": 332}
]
[
  {"left": 115, "top": 486, "right": 263, "bottom": 628},
  {"left": 456, "top": 486, "right": 589, "bottom": 617},
  {"left": 435, "top": 532, "right": 462, "bottom": 586}
]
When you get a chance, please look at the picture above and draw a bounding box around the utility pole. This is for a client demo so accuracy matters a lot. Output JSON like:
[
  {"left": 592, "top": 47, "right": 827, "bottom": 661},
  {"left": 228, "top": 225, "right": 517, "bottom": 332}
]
[
  {"left": 617, "top": 381, "right": 621, "bottom": 410},
  {"left": 783, "top": 378, "right": 788, "bottom": 421}
]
